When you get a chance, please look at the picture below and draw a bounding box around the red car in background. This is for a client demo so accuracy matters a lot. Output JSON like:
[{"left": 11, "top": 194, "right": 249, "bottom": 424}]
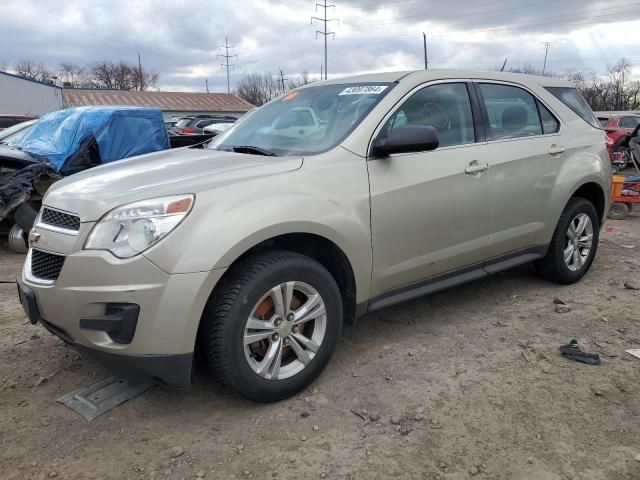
[
  {"left": 0, "top": 114, "right": 39, "bottom": 131},
  {"left": 600, "top": 113, "right": 640, "bottom": 159}
]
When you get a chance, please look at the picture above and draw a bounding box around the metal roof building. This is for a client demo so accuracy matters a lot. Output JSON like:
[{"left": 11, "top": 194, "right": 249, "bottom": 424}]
[
  {"left": 0, "top": 71, "right": 64, "bottom": 116},
  {"left": 62, "top": 89, "right": 254, "bottom": 120}
]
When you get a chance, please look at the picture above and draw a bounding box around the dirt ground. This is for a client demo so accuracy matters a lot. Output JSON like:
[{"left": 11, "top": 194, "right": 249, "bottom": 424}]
[{"left": 1, "top": 211, "right": 639, "bottom": 480}]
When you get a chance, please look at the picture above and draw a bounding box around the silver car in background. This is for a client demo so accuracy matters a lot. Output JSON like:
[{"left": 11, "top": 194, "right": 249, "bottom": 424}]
[{"left": 17, "top": 70, "right": 610, "bottom": 402}]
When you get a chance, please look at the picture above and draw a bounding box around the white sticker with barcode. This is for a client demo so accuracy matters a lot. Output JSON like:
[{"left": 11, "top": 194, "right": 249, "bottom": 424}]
[{"left": 339, "top": 85, "right": 388, "bottom": 95}]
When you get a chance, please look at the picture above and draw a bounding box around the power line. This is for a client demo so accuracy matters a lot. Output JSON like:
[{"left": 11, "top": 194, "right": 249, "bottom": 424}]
[
  {"left": 217, "top": 36, "right": 237, "bottom": 93},
  {"left": 343, "top": 0, "right": 638, "bottom": 26},
  {"left": 311, "top": 0, "right": 338, "bottom": 80},
  {"left": 335, "top": 8, "right": 640, "bottom": 41}
]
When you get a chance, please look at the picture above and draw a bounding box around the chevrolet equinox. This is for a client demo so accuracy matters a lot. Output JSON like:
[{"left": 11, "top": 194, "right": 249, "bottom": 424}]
[{"left": 17, "top": 70, "right": 611, "bottom": 402}]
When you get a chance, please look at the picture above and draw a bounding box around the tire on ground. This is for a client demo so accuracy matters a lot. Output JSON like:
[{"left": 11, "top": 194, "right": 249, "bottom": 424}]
[
  {"left": 200, "top": 250, "right": 343, "bottom": 402},
  {"left": 536, "top": 197, "right": 600, "bottom": 284}
]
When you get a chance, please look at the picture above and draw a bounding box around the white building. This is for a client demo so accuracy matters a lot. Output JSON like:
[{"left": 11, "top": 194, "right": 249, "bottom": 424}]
[{"left": 0, "top": 71, "right": 64, "bottom": 115}]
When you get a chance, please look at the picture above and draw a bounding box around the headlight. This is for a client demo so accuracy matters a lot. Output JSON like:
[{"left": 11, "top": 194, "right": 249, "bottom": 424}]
[{"left": 85, "top": 195, "right": 194, "bottom": 258}]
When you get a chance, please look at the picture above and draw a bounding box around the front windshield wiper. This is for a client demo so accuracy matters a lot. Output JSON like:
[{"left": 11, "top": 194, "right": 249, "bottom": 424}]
[{"left": 231, "top": 145, "right": 277, "bottom": 157}]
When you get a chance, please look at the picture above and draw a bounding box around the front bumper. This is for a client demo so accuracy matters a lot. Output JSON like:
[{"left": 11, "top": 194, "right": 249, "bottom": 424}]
[
  {"left": 19, "top": 246, "right": 225, "bottom": 388},
  {"left": 17, "top": 276, "right": 193, "bottom": 386}
]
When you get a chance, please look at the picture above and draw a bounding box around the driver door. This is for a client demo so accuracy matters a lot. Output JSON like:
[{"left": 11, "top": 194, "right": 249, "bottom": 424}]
[{"left": 367, "top": 81, "right": 494, "bottom": 299}]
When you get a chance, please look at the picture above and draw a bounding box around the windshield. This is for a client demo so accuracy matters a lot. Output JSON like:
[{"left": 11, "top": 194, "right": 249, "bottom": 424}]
[{"left": 209, "top": 83, "right": 394, "bottom": 156}]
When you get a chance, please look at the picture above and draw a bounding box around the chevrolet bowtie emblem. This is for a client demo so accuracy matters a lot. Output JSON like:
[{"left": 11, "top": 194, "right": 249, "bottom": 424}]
[{"left": 28, "top": 229, "right": 41, "bottom": 244}]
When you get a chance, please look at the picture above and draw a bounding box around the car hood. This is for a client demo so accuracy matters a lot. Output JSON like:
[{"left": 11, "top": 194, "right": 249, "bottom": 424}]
[{"left": 44, "top": 147, "right": 303, "bottom": 221}]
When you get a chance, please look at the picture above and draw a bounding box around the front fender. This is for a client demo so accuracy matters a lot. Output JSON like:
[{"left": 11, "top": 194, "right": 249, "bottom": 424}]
[{"left": 143, "top": 161, "right": 373, "bottom": 304}]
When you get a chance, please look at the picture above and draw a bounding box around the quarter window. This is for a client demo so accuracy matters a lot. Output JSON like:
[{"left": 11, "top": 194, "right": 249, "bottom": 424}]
[
  {"left": 479, "top": 83, "right": 543, "bottom": 140},
  {"left": 385, "top": 83, "right": 475, "bottom": 148},
  {"left": 537, "top": 100, "right": 560, "bottom": 134}
]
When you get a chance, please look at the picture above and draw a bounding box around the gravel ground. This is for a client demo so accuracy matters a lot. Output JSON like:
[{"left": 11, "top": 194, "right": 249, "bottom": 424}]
[{"left": 1, "top": 211, "right": 639, "bottom": 480}]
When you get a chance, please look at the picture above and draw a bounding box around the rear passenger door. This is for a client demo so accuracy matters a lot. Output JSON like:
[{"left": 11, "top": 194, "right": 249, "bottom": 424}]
[{"left": 475, "top": 82, "right": 565, "bottom": 257}]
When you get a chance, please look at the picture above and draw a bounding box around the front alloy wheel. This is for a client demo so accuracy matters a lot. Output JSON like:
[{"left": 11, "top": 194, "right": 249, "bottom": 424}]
[
  {"left": 244, "top": 281, "right": 327, "bottom": 380},
  {"left": 201, "top": 250, "right": 342, "bottom": 402}
]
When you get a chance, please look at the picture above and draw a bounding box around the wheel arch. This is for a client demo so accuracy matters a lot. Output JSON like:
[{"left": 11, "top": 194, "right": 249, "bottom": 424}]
[
  {"left": 218, "top": 232, "right": 358, "bottom": 326},
  {"left": 570, "top": 181, "right": 607, "bottom": 225}
]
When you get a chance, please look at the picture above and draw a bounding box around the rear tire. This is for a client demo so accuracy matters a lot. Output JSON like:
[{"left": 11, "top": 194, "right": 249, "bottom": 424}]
[
  {"left": 536, "top": 198, "right": 599, "bottom": 284},
  {"left": 200, "top": 250, "right": 342, "bottom": 402}
]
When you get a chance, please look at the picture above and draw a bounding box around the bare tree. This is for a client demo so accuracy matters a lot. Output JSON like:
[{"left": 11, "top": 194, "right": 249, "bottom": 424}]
[
  {"left": 287, "top": 70, "right": 319, "bottom": 90},
  {"left": 90, "top": 60, "right": 157, "bottom": 90},
  {"left": 58, "top": 62, "right": 92, "bottom": 87},
  {"left": 235, "top": 73, "right": 281, "bottom": 106},
  {"left": 130, "top": 65, "right": 159, "bottom": 91},
  {"left": 14, "top": 60, "right": 53, "bottom": 83}
]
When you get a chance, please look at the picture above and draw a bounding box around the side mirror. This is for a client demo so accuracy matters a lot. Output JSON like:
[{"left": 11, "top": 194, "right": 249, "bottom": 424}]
[{"left": 371, "top": 125, "right": 439, "bottom": 157}]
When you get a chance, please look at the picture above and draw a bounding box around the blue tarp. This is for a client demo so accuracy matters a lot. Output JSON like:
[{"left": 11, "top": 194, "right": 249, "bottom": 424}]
[{"left": 9, "top": 106, "right": 170, "bottom": 171}]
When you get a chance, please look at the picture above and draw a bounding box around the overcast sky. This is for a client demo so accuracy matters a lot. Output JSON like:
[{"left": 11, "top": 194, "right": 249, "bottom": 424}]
[{"left": 2, "top": 0, "right": 639, "bottom": 92}]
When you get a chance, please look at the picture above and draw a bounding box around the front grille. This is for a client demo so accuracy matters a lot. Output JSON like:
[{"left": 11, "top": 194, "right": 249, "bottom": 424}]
[
  {"left": 40, "top": 208, "right": 80, "bottom": 232},
  {"left": 30, "top": 249, "right": 65, "bottom": 281}
]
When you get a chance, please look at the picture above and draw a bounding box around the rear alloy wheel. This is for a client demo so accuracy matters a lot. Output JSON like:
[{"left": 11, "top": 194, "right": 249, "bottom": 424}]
[
  {"left": 201, "top": 251, "right": 342, "bottom": 402},
  {"left": 536, "top": 198, "right": 599, "bottom": 284}
]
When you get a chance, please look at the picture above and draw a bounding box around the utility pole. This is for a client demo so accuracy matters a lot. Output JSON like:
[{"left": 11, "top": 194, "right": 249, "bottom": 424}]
[
  {"left": 311, "top": 1, "right": 338, "bottom": 80},
  {"left": 205, "top": 78, "right": 210, "bottom": 93},
  {"left": 320, "top": 64, "right": 323, "bottom": 80},
  {"left": 500, "top": 58, "right": 508, "bottom": 72},
  {"left": 542, "top": 42, "right": 551, "bottom": 76},
  {"left": 218, "top": 36, "right": 237, "bottom": 93},
  {"left": 423, "top": 32, "right": 428, "bottom": 70},
  {"left": 137, "top": 52, "right": 143, "bottom": 90},
  {"left": 279, "top": 69, "right": 288, "bottom": 92}
]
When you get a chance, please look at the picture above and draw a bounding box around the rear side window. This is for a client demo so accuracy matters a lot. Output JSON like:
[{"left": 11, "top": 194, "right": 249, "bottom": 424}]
[
  {"left": 537, "top": 100, "right": 560, "bottom": 134},
  {"left": 545, "top": 87, "right": 600, "bottom": 129},
  {"left": 619, "top": 116, "right": 640, "bottom": 128},
  {"left": 479, "top": 83, "right": 542, "bottom": 140}
]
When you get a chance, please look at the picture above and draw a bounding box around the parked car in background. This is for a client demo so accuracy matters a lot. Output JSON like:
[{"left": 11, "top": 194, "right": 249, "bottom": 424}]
[
  {"left": 164, "top": 120, "right": 178, "bottom": 131},
  {"left": 0, "top": 119, "right": 37, "bottom": 145},
  {"left": 171, "top": 114, "right": 238, "bottom": 134},
  {"left": 0, "top": 106, "right": 170, "bottom": 253},
  {"left": 18, "top": 70, "right": 609, "bottom": 402},
  {"left": 600, "top": 113, "right": 640, "bottom": 165},
  {"left": 0, "top": 114, "right": 38, "bottom": 131}
]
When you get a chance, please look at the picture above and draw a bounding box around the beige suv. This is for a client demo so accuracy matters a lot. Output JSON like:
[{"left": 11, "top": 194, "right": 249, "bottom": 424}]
[{"left": 17, "top": 70, "right": 610, "bottom": 402}]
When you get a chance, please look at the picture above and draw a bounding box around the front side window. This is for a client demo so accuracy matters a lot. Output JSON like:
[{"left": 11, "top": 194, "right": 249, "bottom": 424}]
[
  {"left": 480, "top": 83, "right": 543, "bottom": 140},
  {"left": 210, "top": 83, "right": 394, "bottom": 156},
  {"left": 545, "top": 86, "right": 600, "bottom": 129},
  {"left": 383, "top": 82, "right": 475, "bottom": 148}
]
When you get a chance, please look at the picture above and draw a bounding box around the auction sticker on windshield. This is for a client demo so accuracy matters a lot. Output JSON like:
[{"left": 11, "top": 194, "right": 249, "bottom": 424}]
[{"left": 339, "top": 85, "right": 388, "bottom": 95}]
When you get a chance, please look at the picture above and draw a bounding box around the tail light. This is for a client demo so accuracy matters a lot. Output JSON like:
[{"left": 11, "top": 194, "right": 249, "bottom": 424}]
[{"left": 180, "top": 127, "right": 196, "bottom": 134}]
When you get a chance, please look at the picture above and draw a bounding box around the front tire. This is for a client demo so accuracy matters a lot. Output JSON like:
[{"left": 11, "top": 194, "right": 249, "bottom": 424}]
[
  {"left": 200, "top": 250, "right": 342, "bottom": 402},
  {"left": 536, "top": 198, "right": 599, "bottom": 284}
]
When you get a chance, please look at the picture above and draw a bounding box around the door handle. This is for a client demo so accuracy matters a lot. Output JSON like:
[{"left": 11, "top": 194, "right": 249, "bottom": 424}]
[
  {"left": 465, "top": 161, "right": 489, "bottom": 174},
  {"left": 548, "top": 144, "right": 566, "bottom": 155}
]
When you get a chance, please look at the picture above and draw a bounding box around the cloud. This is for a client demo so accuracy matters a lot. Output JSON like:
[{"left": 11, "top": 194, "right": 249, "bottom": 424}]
[{"left": 1, "top": 0, "right": 639, "bottom": 92}]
